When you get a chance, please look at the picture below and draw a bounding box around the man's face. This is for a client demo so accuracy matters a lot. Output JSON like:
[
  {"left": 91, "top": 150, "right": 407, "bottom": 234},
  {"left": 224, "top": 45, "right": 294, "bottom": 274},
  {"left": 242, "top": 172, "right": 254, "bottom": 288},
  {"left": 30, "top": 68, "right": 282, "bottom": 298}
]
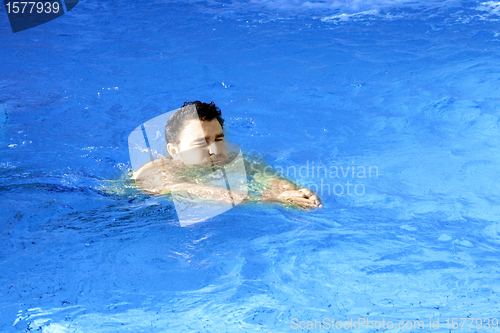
[{"left": 169, "top": 118, "right": 228, "bottom": 166}]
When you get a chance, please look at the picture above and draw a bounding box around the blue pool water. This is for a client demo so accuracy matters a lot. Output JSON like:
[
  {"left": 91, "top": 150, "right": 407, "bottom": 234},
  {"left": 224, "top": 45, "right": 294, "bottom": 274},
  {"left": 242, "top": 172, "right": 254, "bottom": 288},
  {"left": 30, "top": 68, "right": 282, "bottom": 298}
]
[{"left": 2, "top": 0, "right": 500, "bottom": 331}]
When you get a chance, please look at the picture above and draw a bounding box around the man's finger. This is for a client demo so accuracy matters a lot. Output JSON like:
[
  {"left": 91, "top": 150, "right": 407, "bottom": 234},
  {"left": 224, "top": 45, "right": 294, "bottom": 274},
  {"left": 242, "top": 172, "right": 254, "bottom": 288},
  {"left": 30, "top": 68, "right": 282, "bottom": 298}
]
[
  {"left": 299, "top": 188, "right": 314, "bottom": 197},
  {"left": 279, "top": 190, "right": 306, "bottom": 199},
  {"left": 287, "top": 197, "right": 321, "bottom": 208}
]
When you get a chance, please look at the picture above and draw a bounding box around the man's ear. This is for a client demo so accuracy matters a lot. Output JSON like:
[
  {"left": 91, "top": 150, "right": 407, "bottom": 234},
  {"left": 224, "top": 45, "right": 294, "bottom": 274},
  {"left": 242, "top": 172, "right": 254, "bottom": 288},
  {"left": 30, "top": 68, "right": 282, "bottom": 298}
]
[{"left": 167, "top": 143, "right": 180, "bottom": 160}]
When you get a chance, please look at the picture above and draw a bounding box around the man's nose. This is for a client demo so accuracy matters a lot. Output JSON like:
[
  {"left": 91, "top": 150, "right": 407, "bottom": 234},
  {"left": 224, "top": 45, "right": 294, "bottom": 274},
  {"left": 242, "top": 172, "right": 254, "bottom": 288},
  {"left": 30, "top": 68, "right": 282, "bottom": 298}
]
[{"left": 208, "top": 142, "right": 219, "bottom": 155}]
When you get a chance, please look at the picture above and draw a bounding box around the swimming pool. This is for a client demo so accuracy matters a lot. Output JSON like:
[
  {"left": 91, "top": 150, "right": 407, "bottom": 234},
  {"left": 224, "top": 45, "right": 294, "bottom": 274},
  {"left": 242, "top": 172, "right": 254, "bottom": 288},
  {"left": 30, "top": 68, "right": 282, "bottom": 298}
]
[{"left": 1, "top": 0, "right": 500, "bottom": 331}]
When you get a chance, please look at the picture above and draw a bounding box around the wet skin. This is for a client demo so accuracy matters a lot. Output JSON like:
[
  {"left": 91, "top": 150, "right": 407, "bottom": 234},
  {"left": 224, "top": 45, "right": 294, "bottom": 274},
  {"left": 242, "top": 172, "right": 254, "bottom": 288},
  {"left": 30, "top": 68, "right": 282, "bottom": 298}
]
[{"left": 133, "top": 118, "right": 322, "bottom": 209}]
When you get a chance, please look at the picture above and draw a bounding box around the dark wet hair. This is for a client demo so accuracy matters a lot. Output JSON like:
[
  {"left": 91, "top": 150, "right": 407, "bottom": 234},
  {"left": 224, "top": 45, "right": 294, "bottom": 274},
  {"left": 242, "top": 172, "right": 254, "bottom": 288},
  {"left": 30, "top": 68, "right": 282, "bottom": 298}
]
[{"left": 165, "top": 101, "right": 225, "bottom": 145}]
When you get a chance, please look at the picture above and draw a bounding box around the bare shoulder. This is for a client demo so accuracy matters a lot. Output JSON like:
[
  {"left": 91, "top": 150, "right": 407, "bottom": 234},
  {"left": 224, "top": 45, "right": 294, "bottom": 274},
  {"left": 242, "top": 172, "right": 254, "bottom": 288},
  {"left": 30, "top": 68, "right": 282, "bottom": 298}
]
[
  {"left": 132, "top": 159, "right": 171, "bottom": 179},
  {"left": 132, "top": 158, "right": 180, "bottom": 194}
]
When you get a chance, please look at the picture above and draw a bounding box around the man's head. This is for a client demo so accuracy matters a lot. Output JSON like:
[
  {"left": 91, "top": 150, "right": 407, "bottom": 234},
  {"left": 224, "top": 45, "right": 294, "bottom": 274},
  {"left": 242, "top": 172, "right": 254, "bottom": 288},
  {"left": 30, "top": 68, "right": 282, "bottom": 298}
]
[{"left": 165, "top": 101, "right": 227, "bottom": 166}]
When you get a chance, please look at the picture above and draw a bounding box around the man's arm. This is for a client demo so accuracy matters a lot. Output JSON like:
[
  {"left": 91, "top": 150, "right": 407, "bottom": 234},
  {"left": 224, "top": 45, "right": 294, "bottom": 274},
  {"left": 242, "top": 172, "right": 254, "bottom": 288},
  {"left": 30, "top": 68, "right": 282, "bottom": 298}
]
[
  {"left": 133, "top": 159, "right": 248, "bottom": 203},
  {"left": 133, "top": 158, "right": 321, "bottom": 208},
  {"left": 169, "top": 181, "right": 247, "bottom": 204},
  {"left": 261, "top": 177, "right": 322, "bottom": 209}
]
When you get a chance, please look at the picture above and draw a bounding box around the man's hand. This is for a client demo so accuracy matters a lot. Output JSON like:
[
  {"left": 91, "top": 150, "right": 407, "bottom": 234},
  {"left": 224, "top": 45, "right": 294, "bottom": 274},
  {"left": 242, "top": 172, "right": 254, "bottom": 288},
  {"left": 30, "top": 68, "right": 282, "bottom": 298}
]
[
  {"left": 263, "top": 178, "right": 322, "bottom": 209},
  {"left": 276, "top": 188, "right": 322, "bottom": 209}
]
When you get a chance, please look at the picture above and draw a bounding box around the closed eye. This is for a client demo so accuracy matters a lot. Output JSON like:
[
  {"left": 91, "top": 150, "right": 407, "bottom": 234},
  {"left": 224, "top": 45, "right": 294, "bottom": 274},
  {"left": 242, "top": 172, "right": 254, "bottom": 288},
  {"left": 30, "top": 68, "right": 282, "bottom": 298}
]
[{"left": 192, "top": 141, "right": 207, "bottom": 147}]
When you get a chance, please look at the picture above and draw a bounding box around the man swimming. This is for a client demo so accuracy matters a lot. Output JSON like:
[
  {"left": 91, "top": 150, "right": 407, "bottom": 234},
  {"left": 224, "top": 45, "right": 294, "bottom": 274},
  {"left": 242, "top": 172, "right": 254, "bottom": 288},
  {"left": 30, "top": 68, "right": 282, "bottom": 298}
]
[{"left": 132, "top": 101, "right": 322, "bottom": 209}]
